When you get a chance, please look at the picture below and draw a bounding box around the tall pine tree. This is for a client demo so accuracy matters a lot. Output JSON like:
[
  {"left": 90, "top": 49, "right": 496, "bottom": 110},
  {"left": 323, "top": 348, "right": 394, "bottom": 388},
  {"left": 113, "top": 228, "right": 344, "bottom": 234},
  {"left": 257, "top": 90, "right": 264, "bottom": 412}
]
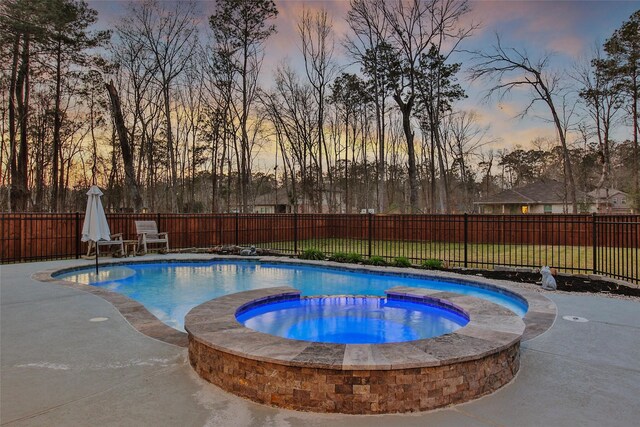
[
  {"left": 46, "top": 0, "right": 109, "bottom": 211},
  {"left": 603, "top": 10, "right": 640, "bottom": 208}
]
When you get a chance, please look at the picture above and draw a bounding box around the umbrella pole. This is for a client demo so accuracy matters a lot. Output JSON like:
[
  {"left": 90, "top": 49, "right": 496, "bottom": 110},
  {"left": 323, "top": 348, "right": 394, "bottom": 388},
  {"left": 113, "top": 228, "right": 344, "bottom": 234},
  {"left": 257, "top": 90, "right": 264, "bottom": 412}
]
[{"left": 96, "top": 243, "right": 99, "bottom": 275}]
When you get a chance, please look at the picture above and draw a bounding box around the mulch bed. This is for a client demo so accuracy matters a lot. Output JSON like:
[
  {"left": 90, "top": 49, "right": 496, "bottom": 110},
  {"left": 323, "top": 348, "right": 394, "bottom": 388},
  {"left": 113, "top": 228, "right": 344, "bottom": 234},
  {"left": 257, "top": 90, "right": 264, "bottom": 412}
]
[{"left": 449, "top": 269, "right": 640, "bottom": 297}]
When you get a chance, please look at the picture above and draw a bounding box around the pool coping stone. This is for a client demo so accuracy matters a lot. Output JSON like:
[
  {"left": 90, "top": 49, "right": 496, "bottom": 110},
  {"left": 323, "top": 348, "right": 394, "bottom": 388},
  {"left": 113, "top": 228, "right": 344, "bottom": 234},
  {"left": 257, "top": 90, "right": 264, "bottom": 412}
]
[{"left": 185, "top": 286, "right": 525, "bottom": 370}]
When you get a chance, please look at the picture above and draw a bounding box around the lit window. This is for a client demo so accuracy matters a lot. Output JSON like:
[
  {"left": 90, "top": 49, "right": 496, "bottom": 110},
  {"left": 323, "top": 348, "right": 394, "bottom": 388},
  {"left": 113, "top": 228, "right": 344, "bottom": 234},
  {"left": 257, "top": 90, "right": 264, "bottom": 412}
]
[{"left": 521, "top": 205, "right": 529, "bottom": 214}]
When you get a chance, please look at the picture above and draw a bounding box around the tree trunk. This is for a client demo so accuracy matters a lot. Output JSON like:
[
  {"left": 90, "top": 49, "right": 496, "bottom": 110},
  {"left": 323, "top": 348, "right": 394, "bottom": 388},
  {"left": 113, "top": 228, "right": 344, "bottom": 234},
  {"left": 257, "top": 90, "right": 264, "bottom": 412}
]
[
  {"left": 14, "top": 34, "right": 30, "bottom": 212},
  {"left": 540, "top": 81, "right": 578, "bottom": 213},
  {"left": 34, "top": 126, "right": 44, "bottom": 211},
  {"left": 317, "top": 94, "right": 325, "bottom": 212},
  {"left": 395, "top": 94, "right": 418, "bottom": 213},
  {"left": 434, "top": 127, "right": 449, "bottom": 213},
  {"left": 8, "top": 34, "right": 20, "bottom": 212},
  {"left": 163, "top": 84, "right": 178, "bottom": 212},
  {"left": 377, "top": 100, "right": 386, "bottom": 213},
  {"left": 51, "top": 41, "right": 64, "bottom": 212},
  {"left": 210, "top": 121, "right": 220, "bottom": 213},
  {"left": 633, "top": 74, "right": 639, "bottom": 206},
  {"left": 550, "top": 111, "right": 578, "bottom": 213},
  {"left": 429, "top": 131, "right": 436, "bottom": 213},
  {"left": 240, "top": 42, "right": 250, "bottom": 213},
  {"left": 344, "top": 112, "right": 349, "bottom": 213},
  {"left": 105, "top": 81, "right": 143, "bottom": 212}
]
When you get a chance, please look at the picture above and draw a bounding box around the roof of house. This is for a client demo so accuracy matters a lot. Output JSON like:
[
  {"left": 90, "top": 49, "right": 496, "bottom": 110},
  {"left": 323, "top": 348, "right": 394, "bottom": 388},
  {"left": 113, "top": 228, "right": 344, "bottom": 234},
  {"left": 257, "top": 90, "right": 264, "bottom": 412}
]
[
  {"left": 588, "top": 188, "right": 627, "bottom": 200},
  {"left": 476, "top": 179, "right": 588, "bottom": 205},
  {"left": 253, "top": 192, "right": 293, "bottom": 206}
]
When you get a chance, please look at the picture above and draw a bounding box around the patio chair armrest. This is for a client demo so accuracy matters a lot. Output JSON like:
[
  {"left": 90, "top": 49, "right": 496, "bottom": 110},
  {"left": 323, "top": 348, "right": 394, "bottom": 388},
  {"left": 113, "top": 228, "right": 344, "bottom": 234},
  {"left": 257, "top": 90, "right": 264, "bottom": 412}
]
[
  {"left": 158, "top": 232, "right": 168, "bottom": 238},
  {"left": 111, "top": 233, "right": 123, "bottom": 240}
]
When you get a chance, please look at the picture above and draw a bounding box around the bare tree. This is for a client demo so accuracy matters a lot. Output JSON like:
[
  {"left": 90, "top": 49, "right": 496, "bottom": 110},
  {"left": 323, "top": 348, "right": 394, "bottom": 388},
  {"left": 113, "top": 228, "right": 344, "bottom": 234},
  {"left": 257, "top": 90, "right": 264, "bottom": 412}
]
[
  {"left": 298, "top": 7, "right": 336, "bottom": 212},
  {"left": 1, "top": 0, "right": 47, "bottom": 211},
  {"left": 378, "top": 0, "right": 472, "bottom": 212},
  {"left": 179, "top": 56, "right": 207, "bottom": 211},
  {"left": 105, "top": 80, "right": 143, "bottom": 211},
  {"left": 416, "top": 46, "right": 466, "bottom": 213},
  {"left": 261, "top": 65, "right": 319, "bottom": 211},
  {"left": 123, "top": 0, "right": 199, "bottom": 212},
  {"left": 603, "top": 10, "right": 640, "bottom": 207},
  {"left": 46, "top": 0, "right": 110, "bottom": 211},
  {"left": 478, "top": 149, "right": 495, "bottom": 201},
  {"left": 575, "top": 47, "right": 625, "bottom": 211},
  {"left": 470, "top": 35, "right": 580, "bottom": 213},
  {"left": 0, "top": 74, "right": 9, "bottom": 209},
  {"left": 111, "top": 17, "right": 159, "bottom": 208},
  {"left": 345, "top": 0, "right": 390, "bottom": 213},
  {"left": 209, "top": 0, "right": 278, "bottom": 212},
  {"left": 443, "top": 110, "right": 491, "bottom": 211},
  {"left": 202, "top": 37, "right": 238, "bottom": 212}
]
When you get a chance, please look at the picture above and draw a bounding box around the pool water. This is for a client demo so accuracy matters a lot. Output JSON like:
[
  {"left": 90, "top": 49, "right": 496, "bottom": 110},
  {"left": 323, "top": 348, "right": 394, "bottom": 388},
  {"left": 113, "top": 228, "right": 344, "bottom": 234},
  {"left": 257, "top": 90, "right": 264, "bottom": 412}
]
[
  {"left": 236, "top": 296, "right": 469, "bottom": 344},
  {"left": 57, "top": 260, "right": 527, "bottom": 331}
]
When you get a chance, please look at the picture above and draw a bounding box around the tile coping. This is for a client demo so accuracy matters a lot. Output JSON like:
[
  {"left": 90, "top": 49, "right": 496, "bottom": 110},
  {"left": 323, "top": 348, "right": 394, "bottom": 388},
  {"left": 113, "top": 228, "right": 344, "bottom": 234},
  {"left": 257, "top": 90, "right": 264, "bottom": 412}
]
[
  {"left": 185, "top": 286, "right": 525, "bottom": 370},
  {"left": 33, "top": 256, "right": 557, "bottom": 348},
  {"left": 234, "top": 291, "right": 471, "bottom": 323}
]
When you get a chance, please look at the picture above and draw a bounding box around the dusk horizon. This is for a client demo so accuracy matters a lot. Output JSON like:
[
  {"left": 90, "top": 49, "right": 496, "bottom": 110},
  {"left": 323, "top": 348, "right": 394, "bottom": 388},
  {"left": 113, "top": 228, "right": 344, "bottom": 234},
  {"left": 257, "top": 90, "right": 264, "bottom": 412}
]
[{"left": 88, "top": 0, "right": 639, "bottom": 151}]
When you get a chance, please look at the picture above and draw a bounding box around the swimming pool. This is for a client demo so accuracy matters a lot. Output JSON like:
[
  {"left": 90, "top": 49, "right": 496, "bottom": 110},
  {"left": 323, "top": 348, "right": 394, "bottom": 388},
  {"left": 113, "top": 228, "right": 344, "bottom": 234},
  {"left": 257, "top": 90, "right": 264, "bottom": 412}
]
[
  {"left": 56, "top": 260, "right": 528, "bottom": 331},
  {"left": 236, "top": 295, "right": 470, "bottom": 344}
]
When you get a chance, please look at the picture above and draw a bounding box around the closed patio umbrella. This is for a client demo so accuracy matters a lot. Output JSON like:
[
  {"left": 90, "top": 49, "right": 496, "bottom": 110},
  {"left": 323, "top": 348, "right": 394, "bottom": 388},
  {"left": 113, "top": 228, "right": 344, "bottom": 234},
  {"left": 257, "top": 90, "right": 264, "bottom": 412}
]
[{"left": 81, "top": 185, "right": 111, "bottom": 275}]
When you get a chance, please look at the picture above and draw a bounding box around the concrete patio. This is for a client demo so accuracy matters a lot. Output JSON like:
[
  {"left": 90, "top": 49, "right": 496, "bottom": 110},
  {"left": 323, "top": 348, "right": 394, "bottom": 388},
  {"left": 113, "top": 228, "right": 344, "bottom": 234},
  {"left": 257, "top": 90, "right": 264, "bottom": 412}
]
[{"left": 2, "top": 257, "right": 639, "bottom": 426}]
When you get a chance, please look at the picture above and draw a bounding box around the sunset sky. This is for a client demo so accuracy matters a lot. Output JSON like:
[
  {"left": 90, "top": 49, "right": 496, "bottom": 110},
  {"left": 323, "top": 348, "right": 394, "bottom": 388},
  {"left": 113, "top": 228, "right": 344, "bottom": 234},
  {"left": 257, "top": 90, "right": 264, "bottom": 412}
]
[{"left": 90, "top": 0, "right": 639, "bottom": 161}]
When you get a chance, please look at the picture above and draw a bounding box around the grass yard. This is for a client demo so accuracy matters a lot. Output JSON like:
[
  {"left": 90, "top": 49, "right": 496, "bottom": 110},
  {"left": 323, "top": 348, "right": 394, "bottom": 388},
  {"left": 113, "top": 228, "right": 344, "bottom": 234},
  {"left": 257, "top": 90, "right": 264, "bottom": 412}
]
[{"left": 259, "top": 238, "right": 639, "bottom": 283}]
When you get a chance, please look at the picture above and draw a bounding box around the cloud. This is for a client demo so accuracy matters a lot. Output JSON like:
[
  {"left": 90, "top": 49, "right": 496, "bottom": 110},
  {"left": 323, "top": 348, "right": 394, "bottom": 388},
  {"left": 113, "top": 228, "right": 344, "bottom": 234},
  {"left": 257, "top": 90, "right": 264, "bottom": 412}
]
[
  {"left": 551, "top": 35, "right": 586, "bottom": 58},
  {"left": 268, "top": 1, "right": 351, "bottom": 54},
  {"left": 495, "top": 102, "right": 521, "bottom": 119},
  {"left": 464, "top": 100, "right": 559, "bottom": 151},
  {"left": 92, "top": 0, "right": 636, "bottom": 158},
  {"left": 465, "top": 0, "right": 637, "bottom": 60}
]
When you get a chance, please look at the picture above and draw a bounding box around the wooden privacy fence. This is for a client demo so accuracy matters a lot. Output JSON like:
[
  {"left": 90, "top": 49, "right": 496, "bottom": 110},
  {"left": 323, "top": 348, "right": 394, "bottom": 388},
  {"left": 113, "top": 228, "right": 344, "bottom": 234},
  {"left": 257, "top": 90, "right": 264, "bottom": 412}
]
[{"left": 1, "top": 213, "right": 638, "bottom": 283}]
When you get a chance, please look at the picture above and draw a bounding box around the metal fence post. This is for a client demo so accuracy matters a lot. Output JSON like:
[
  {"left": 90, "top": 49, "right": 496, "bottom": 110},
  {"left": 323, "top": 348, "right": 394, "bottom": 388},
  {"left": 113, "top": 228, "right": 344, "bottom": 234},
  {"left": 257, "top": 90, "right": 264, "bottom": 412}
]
[
  {"left": 293, "top": 212, "right": 298, "bottom": 255},
  {"left": 19, "top": 215, "right": 24, "bottom": 261},
  {"left": 75, "top": 212, "right": 81, "bottom": 259},
  {"left": 368, "top": 213, "right": 373, "bottom": 258},
  {"left": 592, "top": 213, "right": 597, "bottom": 274},
  {"left": 464, "top": 213, "right": 468, "bottom": 268},
  {"left": 235, "top": 212, "right": 239, "bottom": 246}
]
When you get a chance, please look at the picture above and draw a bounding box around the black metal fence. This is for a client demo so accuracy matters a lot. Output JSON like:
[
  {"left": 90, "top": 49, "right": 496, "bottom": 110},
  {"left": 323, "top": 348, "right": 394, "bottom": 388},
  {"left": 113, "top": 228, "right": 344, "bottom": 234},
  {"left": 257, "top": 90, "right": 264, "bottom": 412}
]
[{"left": 1, "top": 213, "right": 638, "bottom": 284}]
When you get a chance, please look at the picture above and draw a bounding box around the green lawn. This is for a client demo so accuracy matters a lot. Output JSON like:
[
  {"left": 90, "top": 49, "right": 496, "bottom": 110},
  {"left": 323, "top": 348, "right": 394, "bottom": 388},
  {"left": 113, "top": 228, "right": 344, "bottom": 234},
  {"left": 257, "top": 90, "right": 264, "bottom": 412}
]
[{"left": 259, "top": 238, "right": 638, "bottom": 283}]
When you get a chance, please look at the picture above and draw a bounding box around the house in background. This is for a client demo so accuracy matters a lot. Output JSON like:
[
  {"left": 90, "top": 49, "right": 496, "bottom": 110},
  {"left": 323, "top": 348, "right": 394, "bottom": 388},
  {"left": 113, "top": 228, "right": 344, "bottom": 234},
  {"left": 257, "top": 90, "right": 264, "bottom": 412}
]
[
  {"left": 474, "top": 179, "right": 590, "bottom": 214},
  {"left": 588, "top": 188, "right": 634, "bottom": 214},
  {"left": 252, "top": 192, "right": 295, "bottom": 213},
  {"left": 229, "top": 189, "right": 346, "bottom": 213}
]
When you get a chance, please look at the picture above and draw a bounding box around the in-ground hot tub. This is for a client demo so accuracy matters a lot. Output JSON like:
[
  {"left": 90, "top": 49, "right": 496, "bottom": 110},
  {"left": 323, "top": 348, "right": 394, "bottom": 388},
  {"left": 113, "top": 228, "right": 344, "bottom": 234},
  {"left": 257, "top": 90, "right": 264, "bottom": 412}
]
[
  {"left": 236, "top": 295, "right": 470, "bottom": 344},
  {"left": 186, "top": 286, "right": 525, "bottom": 414}
]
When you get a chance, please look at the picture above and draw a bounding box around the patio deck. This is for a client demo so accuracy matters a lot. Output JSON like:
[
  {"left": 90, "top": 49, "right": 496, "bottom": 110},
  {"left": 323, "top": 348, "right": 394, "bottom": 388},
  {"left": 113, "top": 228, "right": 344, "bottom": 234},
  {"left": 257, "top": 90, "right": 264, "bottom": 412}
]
[{"left": 1, "top": 255, "right": 639, "bottom": 426}]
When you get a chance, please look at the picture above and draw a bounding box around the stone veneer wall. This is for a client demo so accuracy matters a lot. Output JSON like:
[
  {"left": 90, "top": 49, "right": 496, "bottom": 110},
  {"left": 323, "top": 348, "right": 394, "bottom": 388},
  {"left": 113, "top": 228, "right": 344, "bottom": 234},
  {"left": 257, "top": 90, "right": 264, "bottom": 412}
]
[{"left": 188, "top": 336, "right": 520, "bottom": 414}]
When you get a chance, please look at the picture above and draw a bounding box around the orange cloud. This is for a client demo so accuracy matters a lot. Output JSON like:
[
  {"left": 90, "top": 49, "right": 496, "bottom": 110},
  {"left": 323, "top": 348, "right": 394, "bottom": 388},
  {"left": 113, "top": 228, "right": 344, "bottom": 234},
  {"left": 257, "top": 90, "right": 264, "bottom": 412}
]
[
  {"left": 464, "top": 0, "right": 595, "bottom": 58},
  {"left": 550, "top": 35, "right": 585, "bottom": 58}
]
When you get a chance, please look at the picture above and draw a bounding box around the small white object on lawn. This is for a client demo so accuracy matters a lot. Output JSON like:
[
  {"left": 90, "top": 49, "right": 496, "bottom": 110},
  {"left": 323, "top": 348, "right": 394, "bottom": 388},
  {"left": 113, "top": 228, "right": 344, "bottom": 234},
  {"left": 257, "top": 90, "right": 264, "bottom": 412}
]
[{"left": 541, "top": 266, "right": 557, "bottom": 291}]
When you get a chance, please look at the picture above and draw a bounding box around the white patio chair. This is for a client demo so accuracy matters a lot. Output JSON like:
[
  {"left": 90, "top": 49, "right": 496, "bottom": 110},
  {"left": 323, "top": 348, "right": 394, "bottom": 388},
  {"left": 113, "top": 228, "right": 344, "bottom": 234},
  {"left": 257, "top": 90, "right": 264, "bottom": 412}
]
[{"left": 135, "top": 221, "right": 169, "bottom": 254}]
